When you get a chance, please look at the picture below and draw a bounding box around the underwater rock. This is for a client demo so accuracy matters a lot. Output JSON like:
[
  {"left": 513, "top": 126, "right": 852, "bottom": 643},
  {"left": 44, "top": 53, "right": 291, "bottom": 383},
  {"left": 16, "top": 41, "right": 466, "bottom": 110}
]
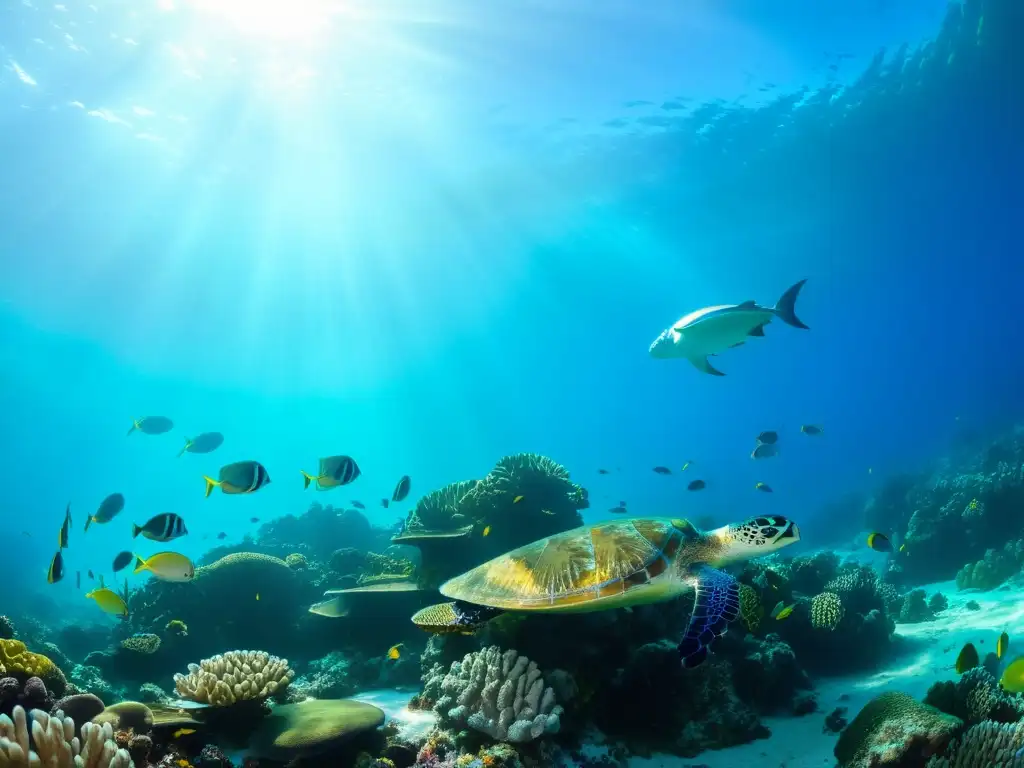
[
  {"left": 731, "top": 634, "right": 813, "bottom": 716},
  {"left": 592, "top": 639, "right": 767, "bottom": 758},
  {"left": 898, "top": 589, "right": 935, "bottom": 623},
  {"left": 835, "top": 691, "right": 963, "bottom": 768},
  {"left": 246, "top": 699, "right": 385, "bottom": 760},
  {"left": 0, "top": 676, "right": 52, "bottom": 718},
  {"left": 94, "top": 701, "right": 155, "bottom": 732},
  {"left": 51, "top": 692, "right": 105, "bottom": 738}
]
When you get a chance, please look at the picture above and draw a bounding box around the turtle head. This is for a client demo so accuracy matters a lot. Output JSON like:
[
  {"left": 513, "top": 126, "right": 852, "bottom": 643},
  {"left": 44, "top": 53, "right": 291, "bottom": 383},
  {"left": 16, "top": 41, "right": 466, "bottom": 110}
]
[{"left": 706, "top": 516, "right": 800, "bottom": 565}]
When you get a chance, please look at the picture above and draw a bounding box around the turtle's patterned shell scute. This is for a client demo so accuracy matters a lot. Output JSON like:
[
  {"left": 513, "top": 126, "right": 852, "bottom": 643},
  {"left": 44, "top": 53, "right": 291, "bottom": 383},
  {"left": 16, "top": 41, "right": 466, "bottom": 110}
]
[{"left": 439, "top": 517, "right": 699, "bottom": 610}]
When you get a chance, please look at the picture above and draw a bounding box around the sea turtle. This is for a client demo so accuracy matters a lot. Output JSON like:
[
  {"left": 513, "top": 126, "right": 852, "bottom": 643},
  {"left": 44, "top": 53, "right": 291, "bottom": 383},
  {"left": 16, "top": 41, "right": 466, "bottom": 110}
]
[{"left": 411, "top": 515, "right": 800, "bottom": 668}]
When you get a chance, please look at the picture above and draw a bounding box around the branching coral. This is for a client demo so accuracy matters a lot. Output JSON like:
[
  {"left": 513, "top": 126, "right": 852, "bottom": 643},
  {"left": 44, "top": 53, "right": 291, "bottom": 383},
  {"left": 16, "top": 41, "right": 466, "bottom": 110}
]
[
  {"left": 835, "top": 692, "right": 963, "bottom": 768},
  {"left": 810, "top": 592, "right": 845, "bottom": 630},
  {"left": 421, "top": 646, "right": 563, "bottom": 743},
  {"left": 0, "top": 705, "right": 132, "bottom": 768},
  {"left": 173, "top": 651, "right": 294, "bottom": 706}
]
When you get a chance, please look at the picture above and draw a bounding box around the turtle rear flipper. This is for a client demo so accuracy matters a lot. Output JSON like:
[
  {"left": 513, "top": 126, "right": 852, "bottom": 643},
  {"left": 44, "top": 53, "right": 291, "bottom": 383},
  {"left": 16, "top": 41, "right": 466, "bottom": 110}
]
[
  {"left": 678, "top": 566, "right": 740, "bottom": 668},
  {"left": 412, "top": 600, "right": 503, "bottom": 634}
]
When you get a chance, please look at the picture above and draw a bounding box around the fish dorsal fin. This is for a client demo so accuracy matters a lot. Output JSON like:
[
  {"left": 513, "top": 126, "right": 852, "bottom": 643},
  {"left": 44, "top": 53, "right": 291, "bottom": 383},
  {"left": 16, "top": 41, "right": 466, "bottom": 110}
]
[{"left": 737, "top": 300, "right": 756, "bottom": 309}]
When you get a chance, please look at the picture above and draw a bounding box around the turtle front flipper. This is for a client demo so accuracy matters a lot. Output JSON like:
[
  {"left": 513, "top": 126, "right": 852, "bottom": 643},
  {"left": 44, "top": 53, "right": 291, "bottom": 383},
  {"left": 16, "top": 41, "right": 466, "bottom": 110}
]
[
  {"left": 412, "top": 600, "right": 504, "bottom": 635},
  {"left": 678, "top": 566, "right": 740, "bottom": 669}
]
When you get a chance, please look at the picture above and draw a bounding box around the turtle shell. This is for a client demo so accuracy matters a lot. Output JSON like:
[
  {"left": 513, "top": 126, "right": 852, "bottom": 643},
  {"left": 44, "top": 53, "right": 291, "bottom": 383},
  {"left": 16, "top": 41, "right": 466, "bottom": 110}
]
[{"left": 439, "top": 517, "right": 699, "bottom": 610}]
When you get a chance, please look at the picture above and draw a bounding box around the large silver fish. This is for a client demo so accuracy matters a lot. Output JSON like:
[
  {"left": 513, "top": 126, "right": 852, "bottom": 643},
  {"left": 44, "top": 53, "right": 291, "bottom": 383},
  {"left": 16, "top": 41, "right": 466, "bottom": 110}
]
[{"left": 649, "top": 279, "right": 809, "bottom": 375}]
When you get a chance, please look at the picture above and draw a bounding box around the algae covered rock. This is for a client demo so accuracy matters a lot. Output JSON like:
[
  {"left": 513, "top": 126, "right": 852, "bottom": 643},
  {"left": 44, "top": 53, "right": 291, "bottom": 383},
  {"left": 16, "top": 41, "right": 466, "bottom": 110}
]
[
  {"left": 836, "top": 691, "right": 962, "bottom": 767},
  {"left": 247, "top": 699, "right": 385, "bottom": 760}
]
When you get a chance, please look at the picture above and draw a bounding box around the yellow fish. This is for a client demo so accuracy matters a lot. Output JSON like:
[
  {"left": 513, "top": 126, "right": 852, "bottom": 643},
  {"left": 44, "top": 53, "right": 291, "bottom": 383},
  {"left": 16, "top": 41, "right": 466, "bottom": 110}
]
[
  {"left": 681, "top": 461, "right": 691, "bottom": 471},
  {"left": 1001, "top": 656, "right": 1024, "bottom": 693},
  {"left": 482, "top": 526, "right": 491, "bottom": 537},
  {"left": 774, "top": 604, "right": 795, "bottom": 621},
  {"left": 133, "top": 552, "right": 195, "bottom": 582},
  {"left": 256, "top": 593, "right": 260, "bottom": 601},
  {"left": 387, "top": 643, "right": 404, "bottom": 660},
  {"left": 86, "top": 588, "right": 128, "bottom": 617},
  {"left": 998, "top": 632, "right": 1010, "bottom": 660},
  {"left": 866, "top": 532, "right": 894, "bottom": 553},
  {"left": 513, "top": 495, "right": 524, "bottom": 504},
  {"left": 956, "top": 642, "right": 979, "bottom": 674},
  {"left": 173, "top": 729, "right": 196, "bottom": 739}
]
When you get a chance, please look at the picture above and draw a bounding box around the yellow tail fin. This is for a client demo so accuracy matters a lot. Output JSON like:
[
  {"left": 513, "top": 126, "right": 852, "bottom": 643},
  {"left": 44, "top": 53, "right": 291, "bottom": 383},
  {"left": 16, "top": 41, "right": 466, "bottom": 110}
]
[
  {"left": 203, "top": 476, "right": 219, "bottom": 498},
  {"left": 126, "top": 420, "right": 139, "bottom": 437},
  {"left": 132, "top": 555, "right": 148, "bottom": 575},
  {"left": 300, "top": 471, "right": 315, "bottom": 490},
  {"left": 177, "top": 439, "right": 191, "bottom": 458}
]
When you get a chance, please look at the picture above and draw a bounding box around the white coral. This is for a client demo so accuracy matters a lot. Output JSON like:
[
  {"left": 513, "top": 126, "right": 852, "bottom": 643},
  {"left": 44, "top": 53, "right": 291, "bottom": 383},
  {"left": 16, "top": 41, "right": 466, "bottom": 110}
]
[
  {"left": 425, "top": 645, "right": 563, "bottom": 743},
  {"left": 173, "top": 650, "right": 294, "bottom": 706},
  {"left": 0, "top": 707, "right": 132, "bottom": 768}
]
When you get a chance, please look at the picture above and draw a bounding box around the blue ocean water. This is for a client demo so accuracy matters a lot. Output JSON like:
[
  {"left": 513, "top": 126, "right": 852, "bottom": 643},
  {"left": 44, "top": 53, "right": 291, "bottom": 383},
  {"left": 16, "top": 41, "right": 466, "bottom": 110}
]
[{"left": 1, "top": 1, "right": 1023, "bottom": 764}]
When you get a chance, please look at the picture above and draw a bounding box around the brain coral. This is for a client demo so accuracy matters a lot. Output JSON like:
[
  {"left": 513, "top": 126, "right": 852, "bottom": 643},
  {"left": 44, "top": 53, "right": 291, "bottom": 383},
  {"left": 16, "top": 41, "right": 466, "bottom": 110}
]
[
  {"left": 0, "top": 640, "right": 66, "bottom": 696},
  {"left": 811, "top": 592, "right": 845, "bottom": 631},
  {"left": 173, "top": 651, "right": 294, "bottom": 706},
  {"left": 835, "top": 691, "right": 962, "bottom": 768},
  {"left": 119, "top": 635, "right": 161, "bottom": 655}
]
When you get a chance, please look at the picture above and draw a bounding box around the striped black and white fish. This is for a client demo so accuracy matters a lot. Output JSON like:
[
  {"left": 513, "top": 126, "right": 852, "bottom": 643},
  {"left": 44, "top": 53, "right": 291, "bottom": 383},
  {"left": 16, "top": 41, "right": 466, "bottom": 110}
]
[
  {"left": 133, "top": 513, "right": 188, "bottom": 542},
  {"left": 204, "top": 460, "right": 272, "bottom": 497},
  {"left": 301, "top": 455, "right": 361, "bottom": 490}
]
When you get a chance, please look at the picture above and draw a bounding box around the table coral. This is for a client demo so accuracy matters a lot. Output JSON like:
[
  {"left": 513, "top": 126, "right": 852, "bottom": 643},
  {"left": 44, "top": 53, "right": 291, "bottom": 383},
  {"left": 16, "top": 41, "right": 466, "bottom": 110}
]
[
  {"left": 422, "top": 646, "right": 562, "bottom": 743},
  {"left": 0, "top": 705, "right": 132, "bottom": 768},
  {"left": 173, "top": 651, "right": 294, "bottom": 706}
]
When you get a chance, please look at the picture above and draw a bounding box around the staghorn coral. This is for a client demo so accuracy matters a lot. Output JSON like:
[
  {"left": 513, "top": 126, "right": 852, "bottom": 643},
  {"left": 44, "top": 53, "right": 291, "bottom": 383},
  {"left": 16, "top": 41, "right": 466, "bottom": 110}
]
[
  {"left": 811, "top": 592, "right": 845, "bottom": 630},
  {"left": 119, "top": 635, "right": 161, "bottom": 655},
  {"left": 173, "top": 651, "right": 294, "bottom": 706},
  {"left": 0, "top": 705, "right": 132, "bottom": 768},
  {"left": 422, "top": 646, "right": 562, "bottom": 743},
  {"left": 835, "top": 692, "right": 963, "bottom": 768},
  {"left": 0, "top": 641, "right": 66, "bottom": 697},
  {"left": 926, "top": 719, "right": 1024, "bottom": 767},
  {"left": 737, "top": 584, "right": 764, "bottom": 633}
]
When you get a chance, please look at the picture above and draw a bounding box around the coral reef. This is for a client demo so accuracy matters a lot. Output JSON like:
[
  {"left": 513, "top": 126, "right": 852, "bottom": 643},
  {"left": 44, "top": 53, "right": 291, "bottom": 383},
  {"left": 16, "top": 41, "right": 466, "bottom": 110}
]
[
  {"left": 173, "top": 651, "right": 294, "bottom": 706},
  {"left": 927, "top": 719, "right": 1024, "bottom": 767},
  {"left": 810, "top": 592, "right": 845, "bottom": 630},
  {"left": 955, "top": 541, "right": 1023, "bottom": 590},
  {"left": 835, "top": 692, "right": 963, "bottom": 768},
  {"left": 0, "top": 640, "right": 66, "bottom": 697},
  {"left": 0, "top": 705, "right": 132, "bottom": 768},
  {"left": 421, "top": 646, "right": 563, "bottom": 743},
  {"left": 924, "top": 668, "right": 1024, "bottom": 725},
  {"left": 396, "top": 454, "right": 589, "bottom": 588}
]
